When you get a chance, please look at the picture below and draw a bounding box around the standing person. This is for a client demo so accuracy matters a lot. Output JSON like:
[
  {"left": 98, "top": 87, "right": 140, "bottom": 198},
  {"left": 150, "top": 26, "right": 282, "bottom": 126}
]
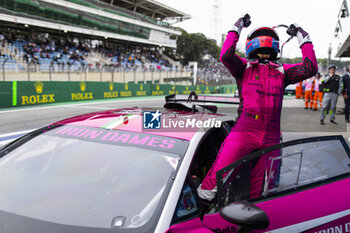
[
  {"left": 296, "top": 81, "right": 303, "bottom": 99},
  {"left": 342, "top": 65, "right": 350, "bottom": 123},
  {"left": 320, "top": 65, "right": 342, "bottom": 125},
  {"left": 313, "top": 72, "right": 323, "bottom": 111},
  {"left": 304, "top": 77, "right": 314, "bottom": 109},
  {"left": 197, "top": 14, "right": 317, "bottom": 204}
]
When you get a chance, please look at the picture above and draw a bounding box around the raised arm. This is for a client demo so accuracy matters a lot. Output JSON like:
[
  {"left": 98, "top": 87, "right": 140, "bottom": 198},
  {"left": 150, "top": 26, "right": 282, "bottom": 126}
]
[
  {"left": 220, "top": 15, "right": 250, "bottom": 79},
  {"left": 283, "top": 24, "right": 318, "bottom": 86}
]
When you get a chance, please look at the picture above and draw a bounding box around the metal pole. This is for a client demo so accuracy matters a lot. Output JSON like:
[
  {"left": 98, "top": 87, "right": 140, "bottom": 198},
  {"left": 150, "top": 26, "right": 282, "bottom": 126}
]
[
  {"left": 143, "top": 69, "right": 145, "bottom": 83},
  {"left": 151, "top": 69, "right": 154, "bottom": 84},
  {"left": 2, "top": 58, "right": 7, "bottom": 81},
  {"left": 123, "top": 67, "right": 125, "bottom": 83},
  {"left": 112, "top": 65, "right": 116, "bottom": 83},
  {"left": 27, "top": 61, "right": 32, "bottom": 81},
  {"left": 68, "top": 64, "right": 71, "bottom": 81},
  {"left": 327, "top": 43, "right": 332, "bottom": 69},
  {"left": 100, "top": 64, "right": 105, "bottom": 82},
  {"left": 134, "top": 68, "right": 136, "bottom": 83},
  {"left": 49, "top": 62, "right": 53, "bottom": 81},
  {"left": 84, "top": 65, "right": 87, "bottom": 81}
]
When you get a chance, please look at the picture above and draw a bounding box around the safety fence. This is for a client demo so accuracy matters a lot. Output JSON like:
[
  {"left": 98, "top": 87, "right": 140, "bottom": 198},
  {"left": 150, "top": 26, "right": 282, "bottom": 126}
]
[
  {"left": 0, "top": 81, "right": 237, "bottom": 108},
  {"left": 0, "top": 69, "right": 193, "bottom": 85}
]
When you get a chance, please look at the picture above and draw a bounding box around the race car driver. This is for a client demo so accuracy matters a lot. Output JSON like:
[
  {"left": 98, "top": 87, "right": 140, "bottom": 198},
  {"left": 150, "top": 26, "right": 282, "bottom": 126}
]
[{"left": 197, "top": 14, "right": 317, "bottom": 204}]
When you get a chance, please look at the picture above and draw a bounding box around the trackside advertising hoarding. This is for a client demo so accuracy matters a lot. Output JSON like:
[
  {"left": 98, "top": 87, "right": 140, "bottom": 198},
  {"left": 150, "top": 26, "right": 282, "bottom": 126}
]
[{"left": 0, "top": 81, "right": 236, "bottom": 108}]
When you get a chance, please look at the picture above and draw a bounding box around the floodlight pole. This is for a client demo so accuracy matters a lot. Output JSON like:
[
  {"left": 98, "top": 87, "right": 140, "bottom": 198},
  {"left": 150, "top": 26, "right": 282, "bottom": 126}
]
[{"left": 327, "top": 43, "right": 332, "bottom": 68}]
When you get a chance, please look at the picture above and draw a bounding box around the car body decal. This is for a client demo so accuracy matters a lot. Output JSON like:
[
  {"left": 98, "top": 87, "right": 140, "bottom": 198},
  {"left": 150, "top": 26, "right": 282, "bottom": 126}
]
[{"left": 51, "top": 125, "right": 189, "bottom": 155}]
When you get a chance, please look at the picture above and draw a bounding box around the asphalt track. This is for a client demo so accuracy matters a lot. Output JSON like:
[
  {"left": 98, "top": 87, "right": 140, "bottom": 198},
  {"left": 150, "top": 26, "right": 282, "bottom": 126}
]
[{"left": 0, "top": 94, "right": 349, "bottom": 143}]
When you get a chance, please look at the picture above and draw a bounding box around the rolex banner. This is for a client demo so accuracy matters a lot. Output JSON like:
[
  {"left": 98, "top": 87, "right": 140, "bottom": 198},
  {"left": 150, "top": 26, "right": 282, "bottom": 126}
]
[{"left": 0, "top": 81, "right": 224, "bottom": 108}]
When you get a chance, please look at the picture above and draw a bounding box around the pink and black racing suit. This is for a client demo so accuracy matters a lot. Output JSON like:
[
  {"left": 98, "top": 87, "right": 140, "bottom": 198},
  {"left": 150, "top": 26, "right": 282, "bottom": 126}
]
[{"left": 198, "top": 31, "right": 317, "bottom": 201}]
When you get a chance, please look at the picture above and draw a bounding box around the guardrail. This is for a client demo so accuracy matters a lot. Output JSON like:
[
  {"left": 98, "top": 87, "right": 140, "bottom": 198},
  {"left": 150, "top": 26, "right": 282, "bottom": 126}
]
[{"left": 0, "top": 81, "right": 237, "bottom": 108}]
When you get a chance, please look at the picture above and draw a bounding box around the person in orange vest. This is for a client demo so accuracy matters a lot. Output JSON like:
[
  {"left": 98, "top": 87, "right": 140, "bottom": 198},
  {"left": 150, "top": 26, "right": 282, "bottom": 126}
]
[
  {"left": 304, "top": 77, "right": 314, "bottom": 109},
  {"left": 312, "top": 72, "right": 323, "bottom": 111},
  {"left": 295, "top": 81, "right": 303, "bottom": 99}
]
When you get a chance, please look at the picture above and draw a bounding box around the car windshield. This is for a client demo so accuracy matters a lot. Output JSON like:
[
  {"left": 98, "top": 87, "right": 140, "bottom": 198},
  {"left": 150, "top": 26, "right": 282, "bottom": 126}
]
[{"left": 0, "top": 125, "right": 189, "bottom": 230}]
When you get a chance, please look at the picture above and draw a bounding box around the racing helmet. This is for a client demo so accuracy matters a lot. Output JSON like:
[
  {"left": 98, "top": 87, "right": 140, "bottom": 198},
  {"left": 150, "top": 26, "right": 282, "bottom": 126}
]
[{"left": 246, "top": 27, "right": 280, "bottom": 60}]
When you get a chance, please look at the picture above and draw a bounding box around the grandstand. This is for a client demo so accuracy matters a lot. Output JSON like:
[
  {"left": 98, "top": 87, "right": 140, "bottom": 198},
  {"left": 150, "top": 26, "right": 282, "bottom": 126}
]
[
  {"left": 0, "top": 0, "right": 191, "bottom": 77},
  {"left": 0, "top": 0, "right": 189, "bottom": 46},
  {"left": 332, "top": 0, "right": 350, "bottom": 57},
  {"left": 0, "top": 0, "right": 233, "bottom": 86}
]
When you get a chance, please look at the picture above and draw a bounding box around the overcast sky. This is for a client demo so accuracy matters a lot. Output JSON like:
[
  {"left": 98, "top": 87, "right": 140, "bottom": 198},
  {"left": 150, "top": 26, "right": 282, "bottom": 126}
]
[{"left": 158, "top": 0, "right": 344, "bottom": 59}]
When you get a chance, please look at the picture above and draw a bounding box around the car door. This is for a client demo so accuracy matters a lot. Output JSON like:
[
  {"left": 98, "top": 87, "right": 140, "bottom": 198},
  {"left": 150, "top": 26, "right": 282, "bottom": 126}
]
[
  {"left": 165, "top": 126, "right": 231, "bottom": 233},
  {"left": 201, "top": 135, "right": 350, "bottom": 232}
]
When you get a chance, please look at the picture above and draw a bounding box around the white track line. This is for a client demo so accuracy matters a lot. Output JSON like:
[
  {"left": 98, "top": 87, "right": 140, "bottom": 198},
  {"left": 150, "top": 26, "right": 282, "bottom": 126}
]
[
  {"left": 63, "top": 106, "right": 112, "bottom": 110},
  {"left": 0, "top": 97, "right": 164, "bottom": 113}
]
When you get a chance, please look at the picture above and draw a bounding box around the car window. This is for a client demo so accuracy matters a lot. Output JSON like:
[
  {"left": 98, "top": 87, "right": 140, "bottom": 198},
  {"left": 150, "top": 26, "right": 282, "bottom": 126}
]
[
  {"left": 216, "top": 136, "right": 350, "bottom": 207},
  {"left": 0, "top": 126, "right": 189, "bottom": 230},
  {"left": 171, "top": 180, "right": 200, "bottom": 224},
  {"left": 263, "top": 138, "right": 350, "bottom": 195}
]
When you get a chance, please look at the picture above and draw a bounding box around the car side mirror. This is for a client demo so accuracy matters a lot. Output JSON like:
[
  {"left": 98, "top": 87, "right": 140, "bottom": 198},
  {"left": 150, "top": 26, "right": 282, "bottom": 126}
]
[{"left": 219, "top": 200, "right": 269, "bottom": 231}]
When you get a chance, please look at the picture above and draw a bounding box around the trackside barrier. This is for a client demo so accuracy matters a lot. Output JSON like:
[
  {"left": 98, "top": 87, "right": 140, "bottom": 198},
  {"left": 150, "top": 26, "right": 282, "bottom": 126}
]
[
  {"left": 0, "top": 81, "right": 13, "bottom": 108},
  {"left": 0, "top": 81, "right": 237, "bottom": 108},
  {"left": 218, "top": 84, "right": 237, "bottom": 94}
]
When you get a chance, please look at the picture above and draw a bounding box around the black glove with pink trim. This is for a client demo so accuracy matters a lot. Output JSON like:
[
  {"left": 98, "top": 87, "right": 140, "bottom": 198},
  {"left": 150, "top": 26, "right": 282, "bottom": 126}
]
[
  {"left": 287, "top": 23, "right": 312, "bottom": 47},
  {"left": 231, "top": 14, "right": 251, "bottom": 36}
]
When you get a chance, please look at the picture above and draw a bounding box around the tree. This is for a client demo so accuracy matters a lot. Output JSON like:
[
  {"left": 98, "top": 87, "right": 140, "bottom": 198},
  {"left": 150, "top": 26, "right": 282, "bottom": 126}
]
[{"left": 164, "top": 28, "right": 221, "bottom": 65}]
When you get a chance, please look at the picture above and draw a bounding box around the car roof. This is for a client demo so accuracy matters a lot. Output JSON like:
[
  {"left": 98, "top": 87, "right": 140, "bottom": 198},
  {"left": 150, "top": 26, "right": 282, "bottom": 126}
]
[{"left": 52, "top": 108, "right": 232, "bottom": 141}]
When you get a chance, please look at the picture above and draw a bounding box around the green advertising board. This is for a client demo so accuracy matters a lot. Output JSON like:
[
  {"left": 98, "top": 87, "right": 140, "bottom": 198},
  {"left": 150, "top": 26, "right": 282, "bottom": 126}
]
[
  {"left": 219, "top": 85, "right": 237, "bottom": 94},
  {"left": 0, "top": 81, "right": 234, "bottom": 108},
  {"left": 0, "top": 81, "right": 13, "bottom": 108}
]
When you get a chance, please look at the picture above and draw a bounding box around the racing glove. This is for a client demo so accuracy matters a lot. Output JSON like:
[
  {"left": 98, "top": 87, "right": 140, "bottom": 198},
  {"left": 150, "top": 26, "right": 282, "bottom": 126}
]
[
  {"left": 231, "top": 14, "right": 251, "bottom": 36},
  {"left": 286, "top": 23, "right": 312, "bottom": 47}
]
